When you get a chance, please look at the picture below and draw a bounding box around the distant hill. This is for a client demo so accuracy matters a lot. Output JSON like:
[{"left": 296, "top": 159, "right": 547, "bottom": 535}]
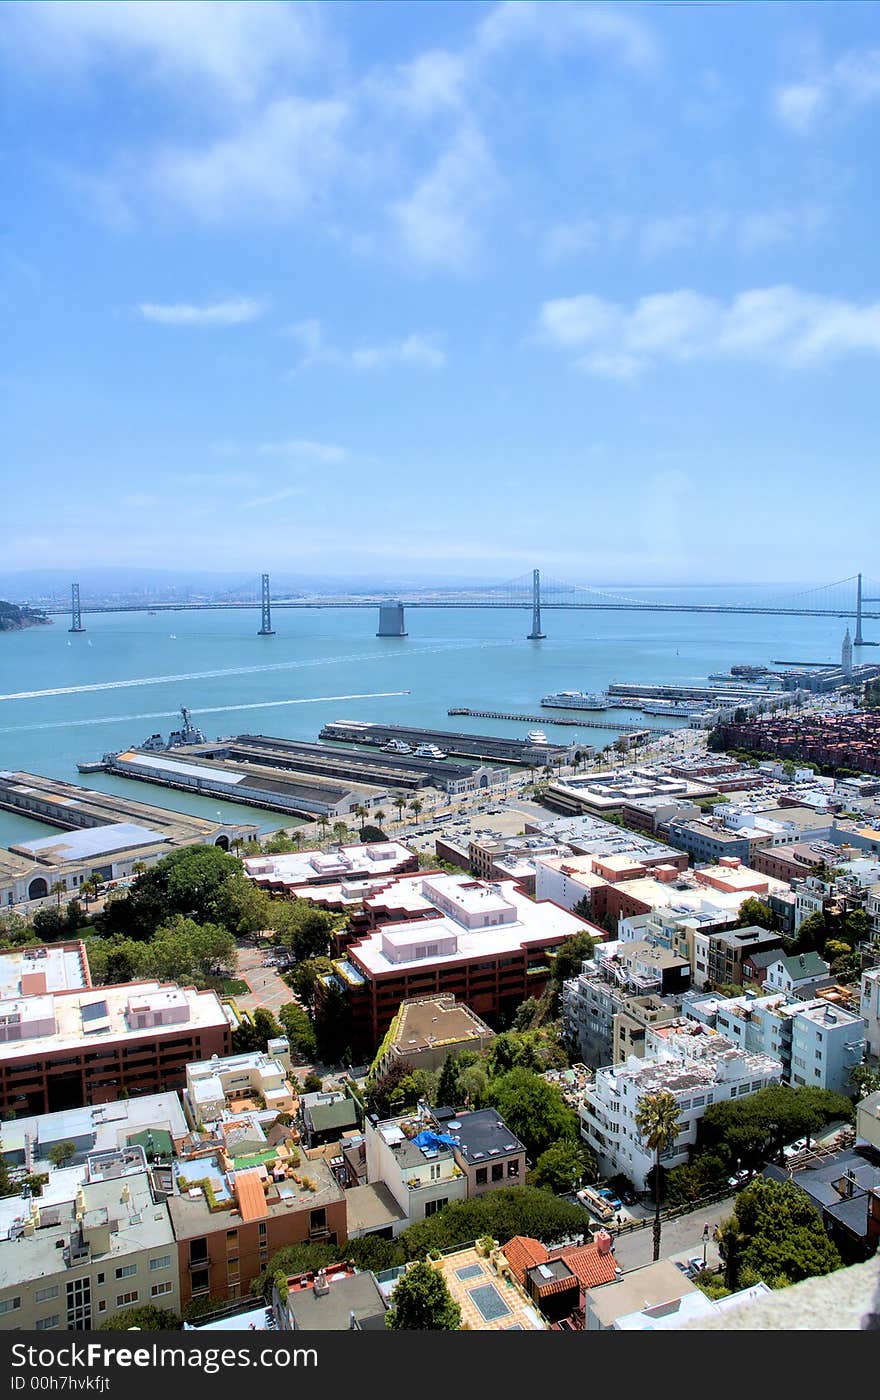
[{"left": 0, "top": 600, "right": 51, "bottom": 632}]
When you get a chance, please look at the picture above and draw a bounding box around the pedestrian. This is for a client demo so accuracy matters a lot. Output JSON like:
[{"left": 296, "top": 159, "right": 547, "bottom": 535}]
[{"left": 616, "top": 1213, "right": 622, "bottom": 1227}]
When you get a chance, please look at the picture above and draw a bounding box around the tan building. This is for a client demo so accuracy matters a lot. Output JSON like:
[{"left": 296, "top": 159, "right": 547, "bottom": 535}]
[
  {"left": 373, "top": 994, "right": 495, "bottom": 1077},
  {"left": 0, "top": 1146, "right": 179, "bottom": 1331},
  {"left": 612, "top": 993, "right": 683, "bottom": 1064},
  {"left": 431, "top": 1241, "right": 546, "bottom": 1330}
]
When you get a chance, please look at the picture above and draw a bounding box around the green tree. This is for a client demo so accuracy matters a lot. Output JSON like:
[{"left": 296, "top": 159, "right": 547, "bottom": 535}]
[
  {"left": 287, "top": 956, "right": 334, "bottom": 1009},
  {"left": 271, "top": 900, "right": 337, "bottom": 963},
  {"left": 436, "top": 1053, "right": 462, "bottom": 1108},
  {"left": 212, "top": 874, "right": 271, "bottom": 936},
  {"left": 487, "top": 1067, "right": 577, "bottom": 1160},
  {"left": 398, "top": 1186, "right": 586, "bottom": 1260},
  {"left": 718, "top": 1177, "right": 842, "bottom": 1290},
  {"left": 331, "top": 821, "right": 349, "bottom": 845},
  {"left": 736, "top": 897, "right": 776, "bottom": 931},
  {"left": 392, "top": 792, "right": 407, "bottom": 825},
  {"left": 232, "top": 1007, "right": 282, "bottom": 1054},
  {"left": 278, "top": 1001, "right": 317, "bottom": 1060},
  {"left": 551, "top": 931, "right": 600, "bottom": 984},
  {"left": 635, "top": 1090, "right": 681, "bottom": 1262},
  {"left": 458, "top": 1064, "right": 489, "bottom": 1109},
  {"left": 48, "top": 1141, "right": 76, "bottom": 1168},
  {"left": 99, "top": 1305, "right": 181, "bottom": 1330},
  {"left": 794, "top": 911, "right": 827, "bottom": 955},
  {"left": 385, "top": 1261, "right": 461, "bottom": 1330},
  {"left": 353, "top": 803, "right": 369, "bottom": 839},
  {"left": 302, "top": 1071, "right": 323, "bottom": 1092},
  {"left": 252, "top": 1241, "right": 338, "bottom": 1299},
  {"left": 850, "top": 1064, "right": 880, "bottom": 1099},
  {"left": 529, "top": 1140, "right": 597, "bottom": 1195}
]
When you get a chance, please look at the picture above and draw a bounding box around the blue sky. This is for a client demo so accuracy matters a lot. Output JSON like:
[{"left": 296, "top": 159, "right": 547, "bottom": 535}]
[{"left": 3, "top": 0, "right": 880, "bottom": 585}]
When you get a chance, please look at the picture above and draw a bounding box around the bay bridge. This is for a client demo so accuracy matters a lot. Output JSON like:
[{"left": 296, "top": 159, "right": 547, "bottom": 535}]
[{"left": 64, "top": 569, "right": 880, "bottom": 643}]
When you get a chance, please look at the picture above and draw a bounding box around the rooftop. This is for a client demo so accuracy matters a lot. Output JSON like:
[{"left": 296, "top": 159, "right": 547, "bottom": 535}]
[
  {"left": 389, "top": 995, "right": 495, "bottom": 1057},
  {"left": 244, "top": 841, "right": 415, "bottom": 887},
  {"left": 347, "top": 875, "right": 591, "bottom": 977},
  {"left": 434, "top": 1246, "right": 546, "bottom": 1330},
  {"left": 0, "top": 980, "right": 228, "bottom": 1063},
  {"left": 0, "top": 942, "right": 90, "bottom": 999}
]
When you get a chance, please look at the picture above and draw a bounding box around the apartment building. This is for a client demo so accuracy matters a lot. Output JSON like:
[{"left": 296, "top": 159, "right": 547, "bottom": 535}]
[
  {"left": 562, "top": 941, "right": 690, "bottom": 1067},
  {"left": 169, "top": 1153, "right": 346, "bottom": 1310},
  {"left": 316, "top": 872, "right": 597, "bottom": 1057},
  {"left": 0, "top": 1146, "right": 179, "bottom": 1331},
  {"left": 372, "top": 994, "right": 495, "bottom": 1078},
  {"left": 0, "top": 980, "right": 231, "bottom": 1116},
  {"left": 861, "top": 967, "right": 880, "bottom": 1059},
  {"left": 579, "top": 1021, "right": 781, "bottom": 1190},
  {"left": 687, "top": 989, "right": 866, "bottom": 1096}
]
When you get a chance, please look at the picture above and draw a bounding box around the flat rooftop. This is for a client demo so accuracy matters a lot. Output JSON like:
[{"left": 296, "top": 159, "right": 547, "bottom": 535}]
[
  {"left": 13, "top": 822, "right": 168, "bottom": 863},
  {"left": 245, "top": 841, "right": 415, "bottom": 886},
  {"left": 0, "top": 1092, "right": 187, "bottom": 1163},
  {"left": 392, "top": 997, "right": 494, "bottom": 1056},
  {"left": 0, "top": 942, "right": 89, "bottom": 999},
  {"left": 347, "top": 876, "right": 591, "bottom": 976},
  {"left": 0, "top": 980, "right": 228, "bottom": 1063}
]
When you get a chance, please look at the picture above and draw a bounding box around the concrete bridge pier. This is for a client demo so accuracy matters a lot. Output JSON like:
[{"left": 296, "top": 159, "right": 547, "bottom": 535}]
[{"left": 377, "top": 600, "right": 408, "bottom": 636}]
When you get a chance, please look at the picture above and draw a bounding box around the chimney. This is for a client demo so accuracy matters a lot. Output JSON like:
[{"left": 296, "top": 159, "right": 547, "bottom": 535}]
[{"left": 595, "top": 1230, "right": 613, "bottom": 1256}]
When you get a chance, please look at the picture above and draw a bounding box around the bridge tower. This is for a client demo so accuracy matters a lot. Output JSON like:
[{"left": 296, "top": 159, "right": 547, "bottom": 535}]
[
  {"left": 257, "top": 573, "right": 275, "bottom": 635},
  {"left": 527, "top": 568, "right": 546, "bottom": 639},
  {"left": 855, "top": 572, "right": 864, "bottom": 647},
  {"left": 377, "top": 600, "right": 407, "bottom": 637},
  {"left": 68, "top": 583, "right": 85, "bottom": 633}
]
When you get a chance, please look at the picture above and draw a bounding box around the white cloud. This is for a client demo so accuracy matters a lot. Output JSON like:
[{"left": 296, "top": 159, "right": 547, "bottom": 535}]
[
  {"left": 151, "top": 97, "right": 348, "bottom": 222},
  {"left": 5, "top": 0, "right": 323, "bottom": 102},
  {"left": 351, "top": 336, "right": 446, "bottom": 371},
  {"left": 391, "top": 124, "right": 497, "bottom": 268},
  {"left": 137, "top": 298, "right": 265, "bottom": 326},
  {"left": 537, "top": 285, "right": 880, "bottom": 376},
  {"left": 544, "top": 206, "right": 828, "bottom": 262},
  {"left": 285, "top": 320, "right": 445, "bottom": 372},
  {"left": 476, "top": 1, "right": 657, "bottom": 71},
  {"left": 775, "top": 47, "right": 880, "bottom": 133}
]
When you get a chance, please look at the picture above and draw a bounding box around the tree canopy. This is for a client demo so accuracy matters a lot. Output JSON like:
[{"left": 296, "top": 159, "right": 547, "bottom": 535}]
[
  {"left": 398, "top": 1186, "right": 587, "bottom": 1260},
  {"left": 699, "top": 1084, "right": 853, "bottom": 1172},
  {"left": 718, "top": 1177, "right": 842, "bottom": 1290},
  {"left": 529, "top": 1139, "right": 597, "bottom": 1194},
  {"left": 385, "top": 1261, "right": 461, "bottom": 1330},
  {"left": 486, "top": 1067, "right": 578, "bottom": 1159}
]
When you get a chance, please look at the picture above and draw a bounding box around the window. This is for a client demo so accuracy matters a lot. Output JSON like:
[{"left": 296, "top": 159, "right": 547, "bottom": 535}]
[
  {"left": 151, "top": 1283, "right": 173, "bottom": 1298},
  {"left": 0, "top": 1297, "right": 21, "bottom": 1314},
  {"left": 507, "top": 1160, "right": 519, "bottom": 1177},
  {"left": 815, "top": 1050, "right": 822, "bottom": 1061},
  {"left": 226, "top": 1228, "right": 238, "bottom": 1243},
  {"left": 475, "top": 1167, "right": 487, "bottom": 1185},
  {"left": 190, "top": 1270, "right": 210, "bottom": 1296},
  {"left": 150, "top": 1255, "right": 171, "bottom": 1272},
  {"left": 491, "top": 1163, "right": 503, "bottom": 1182},
  {"left": 310, "top": 1209, "right": 327, "bottom": 1233},
  {"left": 430, "top": 1163, "right": 441, "bottom": 1181},
  {"left": 227, "top": 1259, "right": 239, "bottom": 1279},
  {"left": 36, "top": 1316, "right": 60, "bottom": 1330},
  {"left": 258, "top": 1222, "right": 268, "bottom": 1241},
  {"left": 424, "top": 1198, "right": 448, "bottom": 1217},
  {"left": 98, "top": 1302, "right": 106, "bottom": 1314},
  {"left": 189, "top": 1238, "right": 208, "bottom": 1265},
  {"left": 116, "top": 1291, "right": 138, "bottom": 1307},
  {"left": 96, "top": 1274, "right": 105, "bottom": 1285},
  {"left": 35, "top": 1285, "right": 59, "bottom": 1303},
  {"left": 115, "top": 1264, "right": 137, "bottom": 1280}
]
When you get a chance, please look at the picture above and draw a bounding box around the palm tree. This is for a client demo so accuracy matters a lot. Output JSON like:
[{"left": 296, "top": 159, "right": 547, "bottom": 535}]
[
  {"left": 408, "top": 798, "right": 423, "bottom": 823},
  {"left": 332, "top": 821, "right": 349, "bottom": 846},
  {"left": 392, "top": 792, "right": 407, "bottom": 825},
  {"left": 317, "top": 815, "right": 330, "bottom": 843},
  {"left": 373, "top": 809, "right": 387, "bottom": 829},
  {"left": 51, "top": 880, "right": 66, "bottom": 911},
  {"left": 634, "top": 1089, "right": 681, "bottom": 1262},
  {"left": 130, "top": 860, "right": 147, "bottom": 878},
  {"left": 353, "top": 803, "right": 368, "bottom": 839}
]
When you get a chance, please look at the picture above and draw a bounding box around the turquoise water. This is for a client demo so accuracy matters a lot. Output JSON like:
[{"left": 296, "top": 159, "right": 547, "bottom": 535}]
[{"left": 0, "top": 597, "right": 853, "bottom": 844}]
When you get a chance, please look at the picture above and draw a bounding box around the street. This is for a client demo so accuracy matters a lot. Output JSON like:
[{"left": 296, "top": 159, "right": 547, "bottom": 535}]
[{"left": 611, "top": 1197, "right": 735, "bottom": 1274}]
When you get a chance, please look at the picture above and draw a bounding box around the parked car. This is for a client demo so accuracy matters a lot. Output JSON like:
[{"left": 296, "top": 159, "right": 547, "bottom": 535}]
[
  {"left": 727, "top": 1168, "right": 750, "bottom": 1188},
  {"left": 685, "top": 1256, "right": 706, "bottom": 1278},
  {"left": 597, "top": 1188, "right": 623, "bottom": 1209}
]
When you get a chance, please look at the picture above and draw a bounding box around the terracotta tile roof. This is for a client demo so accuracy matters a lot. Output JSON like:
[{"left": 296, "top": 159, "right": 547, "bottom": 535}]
[
  {"left": 502, "top": 1235, "right": 548, "bottom": 1284},
  {"left": 530, "top": 1268, "right": 580, "bottom": 1298},
  {"left": 547, "top": 1242, "right": 618, "bottom": 1290},
  {"left": 235, "top": 1168, "right": 269, "bottom": 1223}
]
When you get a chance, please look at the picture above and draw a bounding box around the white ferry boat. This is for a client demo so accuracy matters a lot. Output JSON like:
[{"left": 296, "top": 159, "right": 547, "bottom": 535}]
[
  {"left": 382, "top": 739, "right": 413, "bottom": 754},
  {"left": 540, "top": 690, "right": 608, "bottom": 710},
  {"left": 414, "top": 743, "right": 447, "bottom": 759},
  {"left": 526, "top": 730, "right": 550, "bottom": 745},
  {"left": 638, "top": 699, "right": 706, "bottom": 717}
]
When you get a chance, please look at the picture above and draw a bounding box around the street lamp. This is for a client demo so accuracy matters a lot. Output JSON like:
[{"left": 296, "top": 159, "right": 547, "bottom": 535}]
[{"left": 702, "top": 1223, "right": 710, "bottom": 1269}]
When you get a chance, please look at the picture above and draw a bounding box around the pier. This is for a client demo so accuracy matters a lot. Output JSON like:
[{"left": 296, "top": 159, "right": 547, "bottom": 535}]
[
  {"left": 319, "top": 719, "right": 575, "bottom": 764},
  {"left": 447, "top": 707, "right": 657, "bottom": 734}
]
